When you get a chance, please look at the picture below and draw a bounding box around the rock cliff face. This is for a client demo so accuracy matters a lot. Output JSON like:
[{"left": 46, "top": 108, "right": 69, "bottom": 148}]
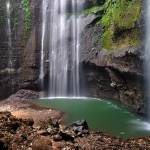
[
  {"left": 79, "top": 0, "right": 145, "bottom": 114},
  {"left": 80, "top": 45, "right": 144, "bottom": 114},
  {"left": 0, "top": 0, "right": 41, "bottom": 99}
]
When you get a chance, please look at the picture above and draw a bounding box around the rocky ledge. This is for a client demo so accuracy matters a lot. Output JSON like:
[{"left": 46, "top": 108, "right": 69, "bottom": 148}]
[
  {"left": 80, "top": 25, "right": 144, "bottom": 114},
  {"left": 82, "top": 47, "right": 144, "bottom": 115},
  {"left": 0, "top": 89, "right": 62, "bottom": 127},
  {"left": 79, "top": 19, "right": 144, "bottom": 114},
  {"left": 0, "top": 111, "right": 150, "bottom": 150}
]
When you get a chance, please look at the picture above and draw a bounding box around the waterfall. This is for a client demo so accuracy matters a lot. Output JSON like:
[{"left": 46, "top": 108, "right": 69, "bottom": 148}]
[
  {"left": 40, "top": 0, "right": 85, "bottom": 97},
  {"left": 145, "top": 0, "right": 150, "bottom": 120},
  {"left": 71, "top": 1, "right": 80, "bottom": 96},
  {"left": 6, "top": 1, "right": 12, "bottom": 69},
  {"left": 39, "top": 0, "right": 48, "bottom": 91},
  {"left": 6, "top": 0, "right": 13, "bottom": 92},
  {"left": 49, "top": 0, "right": 68, "bottom": 97}
]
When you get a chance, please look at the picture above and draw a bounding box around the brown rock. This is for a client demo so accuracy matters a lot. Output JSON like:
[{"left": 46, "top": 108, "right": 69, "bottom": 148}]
[
  {"left": 37, "top": 130, "right": 49, "bottom": 136},
  {"left": 0, "top": 138, "right": 8, "bottom": 150},
  {"left": 53, "top": 134, "right": 62, "bottom": 141},
  {"left": 32, "top": 136, "right": 52, "bottom": 150},
  {"left": 23, "top": 118, "right": 34, "bottom": 126}
]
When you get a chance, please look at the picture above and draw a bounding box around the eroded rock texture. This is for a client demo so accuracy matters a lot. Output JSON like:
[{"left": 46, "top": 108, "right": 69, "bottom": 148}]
[
  {"left": 80, "top": 22, "right": 144, "bottom": 114},
  {"left": 0, "top": 0, "right": 41, "bottom": 99}
]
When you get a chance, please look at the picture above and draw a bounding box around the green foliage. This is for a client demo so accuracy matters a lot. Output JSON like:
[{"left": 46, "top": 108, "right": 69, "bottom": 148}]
[
  {"left": 84, "top": 0, "right": 141, "bottom": 50},
  {"left": 84, "top": 6, "right": 104, "bottom": 15},
  {"left": 101, "top": 0, "right": 141, "bottom": 29},
  {"left": 102, "top": 26, "right": 113, "bottom": 49},
  {"left": 21, "top": 0, "right": 31, "bottom": 33},
  {"left": 102, "top": 28, "right": 140, "bottom": 50}
]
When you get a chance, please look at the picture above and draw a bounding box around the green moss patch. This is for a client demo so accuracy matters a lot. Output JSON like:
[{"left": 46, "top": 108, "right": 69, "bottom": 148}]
[
  {"left": 102, "top": 28, "right": 140, "bottom": 50},
  {"left": 21, "top": 0, "right": 31, "bottom": 34},
  {"left": 84, "top": 0, "right": 141, "bottom": 51}
]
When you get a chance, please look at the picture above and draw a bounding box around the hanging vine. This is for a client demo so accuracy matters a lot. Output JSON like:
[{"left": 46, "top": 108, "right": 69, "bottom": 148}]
[{"left": 21, "top": 0, "right": 31, "bottom": 33}]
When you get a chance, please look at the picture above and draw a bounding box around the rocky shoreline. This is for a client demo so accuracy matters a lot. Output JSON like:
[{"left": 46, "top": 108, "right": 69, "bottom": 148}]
[
  {"left": 0, "top": 111, "right": 150, "bottom": 150},
  {"left": 0, "top": 89, "right": 63, "bottom": 128},
  {"left": 0, "top": 70, "right": 144, "bottom": 149},
  {"left": 0, "top": 89, "right": 150, "bottom": 149}
]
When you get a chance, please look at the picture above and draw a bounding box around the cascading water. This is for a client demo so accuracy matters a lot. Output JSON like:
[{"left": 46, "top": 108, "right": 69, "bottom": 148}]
[
  {"left": 145, "top": 0, "right": 150, "bottom": 120},
  {"left": 6, "top": 1, "right": 12, "bottom": 69},
  {"left": 39, "top": 0, "right": 48, "bottom": 91},
  {"left": 49, "top": 0, "right": 68, "bottom": 97},
  {"left": 40, "top": 0, "right": 85, "bottom": 97},
  {"left": 71, "top": 1, "right": 80, "bottom": 96},
  {"left": 6, "top": 0, "right": 13, "bottom": 92}
]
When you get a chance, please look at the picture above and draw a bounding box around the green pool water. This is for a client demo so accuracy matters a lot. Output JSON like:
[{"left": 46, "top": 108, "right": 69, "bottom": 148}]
[{"left": 33, "top": 98, "right": 150, "bottom": 138}]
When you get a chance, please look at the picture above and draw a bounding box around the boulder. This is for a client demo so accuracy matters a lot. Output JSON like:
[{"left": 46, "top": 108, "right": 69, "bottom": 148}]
[
  {"left": 0, "top": 138, "right": 8, "bottom": 150},
  {"left": 32, "top": 136, "right": 52, "bottom": 150}
]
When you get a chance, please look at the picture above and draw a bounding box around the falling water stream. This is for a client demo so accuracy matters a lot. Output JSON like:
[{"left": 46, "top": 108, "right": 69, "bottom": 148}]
[
  {"left": 49, "top": 0, "right": 68, "bottom": 97},
  {"left": 40, "top": 0, "right": 85, "bottom": 97},
  {"left": 6, "top": 0, "right": 14, "bottom": 92},
  {"left": 145, "top": 0, "right": 150, "bottom": 121},
  {"left": 39, "top": 0, "right": 48, "bottom": 92},
  {"left": 6, "top": 1, "right": 12, "bottom": 69}
]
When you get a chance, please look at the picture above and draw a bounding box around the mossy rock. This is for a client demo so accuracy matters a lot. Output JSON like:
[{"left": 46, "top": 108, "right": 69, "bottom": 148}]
[
  {"left": 102, "top": 27, "right": 141, "bottom": 51},
  {"left": 102, "top": 26, "right": 113, "bottom": 50},
  {"left": 84, "top": 0, "right": 141, "bottom": 51}
]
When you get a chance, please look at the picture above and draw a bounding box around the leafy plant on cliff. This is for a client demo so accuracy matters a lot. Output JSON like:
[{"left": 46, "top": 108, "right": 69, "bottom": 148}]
[
  {"left": 84, "top": 0, "right": 141, "bottom": 50},
  {"left": 21, "top": 0, "right": 31, "bottom": 33}
]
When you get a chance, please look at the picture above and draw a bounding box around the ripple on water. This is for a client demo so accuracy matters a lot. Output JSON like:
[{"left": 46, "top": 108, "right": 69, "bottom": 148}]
[{"left": 130, "top": 119, "right": 150, "bottom": 131}]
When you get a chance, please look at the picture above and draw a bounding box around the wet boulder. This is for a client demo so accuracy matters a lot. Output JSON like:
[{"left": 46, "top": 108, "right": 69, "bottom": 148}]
[
  {"left": 32, "top": 136, "right": 52, "bottom": 150},
  {"left": 22, "top": 118, "right": 34, "bottom": 126},
  {"left": 71, "top": 120, "right": 88, "bottom": 129},
  {"left": 59, "top": 131, "right": 74, "bottom": 142},
  {"left": 6, "top": 120, "right": 21, "bottom": 132},
  {"left": 0, "top": 138, "right": 8, "bottom": 150},
  {"left": 71, "top": 120, "right": 89, "bottom": 136}
]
